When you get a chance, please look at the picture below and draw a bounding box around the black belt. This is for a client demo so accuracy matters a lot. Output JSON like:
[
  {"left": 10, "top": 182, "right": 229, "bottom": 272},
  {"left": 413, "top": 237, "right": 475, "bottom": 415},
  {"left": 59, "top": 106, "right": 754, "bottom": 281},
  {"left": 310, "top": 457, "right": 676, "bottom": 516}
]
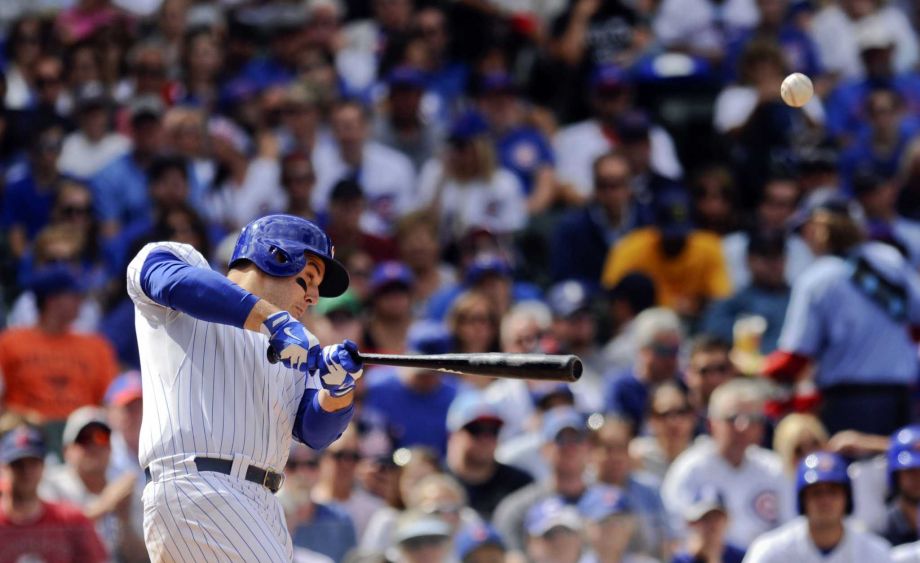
[{"left": 144, "top": 457, "right": 285, "bottom": 493}]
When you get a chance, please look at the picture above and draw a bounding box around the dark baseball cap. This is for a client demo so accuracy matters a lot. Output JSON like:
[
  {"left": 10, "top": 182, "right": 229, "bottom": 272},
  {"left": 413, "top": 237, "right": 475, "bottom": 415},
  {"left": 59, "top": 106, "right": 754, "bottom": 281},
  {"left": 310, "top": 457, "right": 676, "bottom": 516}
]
[
  {"left": 407, "top": 321, "right": 453, "bottom": 355},
  {"left": 387, "top": 66, "right": 427, "bottom": 90},
  {"left": 477, "top": 72, "right": 517, "bottom": 96},
  {"left": 0, "top": 426, "right": 46, "bottom": 464},
  {"left": 852, "top": 168, "right": 887, "bottom": 197},
  {"left": 449, "top": 110, "right": 489, "bottom": 143},
  {"left": 615, "top": 111, "right": 651, "bottom": 143},
  {"left": 129, "top": 95, "right": 165, "bottom": 122},
  {"left": 654, "top": 187, "right": 694, "bottom": 238},
  {"left": 747, "top": 229, "right": 786, "bottom": 258},
  {"left": 369, "top": 261, "right": 414, "bottom": 296},
  {"left": 607, "top": 272, "right": 657, "bottom": 313},
  {"left": 547, "top": 280, "right": 593, "bottom": 318},
  {"left": 591, "top": 64, "right": 629, "bottom": 93},
  {"left": 30, "top": 264, "right": 85, "bottom": 302},
  {"left": 74, "top": 82, "right": 109, "bottom": 113},
  {"left": 464, "top": 253, "right": 512, "bottom": 286}
]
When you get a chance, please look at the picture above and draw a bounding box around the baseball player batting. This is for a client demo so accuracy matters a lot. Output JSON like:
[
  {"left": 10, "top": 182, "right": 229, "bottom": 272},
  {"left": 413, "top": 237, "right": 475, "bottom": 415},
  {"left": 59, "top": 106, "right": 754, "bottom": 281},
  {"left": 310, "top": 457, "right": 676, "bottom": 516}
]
[{"left": 126, "top": 214, "right": 363, "bottom": 561}]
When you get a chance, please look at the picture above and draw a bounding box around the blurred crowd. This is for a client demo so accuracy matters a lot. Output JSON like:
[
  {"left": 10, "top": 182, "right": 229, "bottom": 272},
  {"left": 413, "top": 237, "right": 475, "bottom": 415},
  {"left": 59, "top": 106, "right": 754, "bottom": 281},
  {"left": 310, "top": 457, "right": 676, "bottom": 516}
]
[{"left": 4, "top": 0, "right": 920, "bottom": 561}]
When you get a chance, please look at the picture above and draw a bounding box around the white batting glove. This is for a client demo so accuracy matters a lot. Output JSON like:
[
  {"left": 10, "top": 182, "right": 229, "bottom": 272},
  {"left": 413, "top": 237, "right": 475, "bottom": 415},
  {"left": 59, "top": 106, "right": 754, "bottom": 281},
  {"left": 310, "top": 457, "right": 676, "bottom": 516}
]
[{"left": 315, "top": 340, "right": 363, "bottom": 397}]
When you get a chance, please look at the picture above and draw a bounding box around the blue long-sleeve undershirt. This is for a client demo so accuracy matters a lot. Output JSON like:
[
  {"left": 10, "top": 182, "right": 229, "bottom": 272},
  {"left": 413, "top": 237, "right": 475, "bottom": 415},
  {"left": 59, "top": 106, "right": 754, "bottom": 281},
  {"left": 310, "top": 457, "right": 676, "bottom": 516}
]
[{"left": 139, "top": 249, "right": 354, "bottom": 447}]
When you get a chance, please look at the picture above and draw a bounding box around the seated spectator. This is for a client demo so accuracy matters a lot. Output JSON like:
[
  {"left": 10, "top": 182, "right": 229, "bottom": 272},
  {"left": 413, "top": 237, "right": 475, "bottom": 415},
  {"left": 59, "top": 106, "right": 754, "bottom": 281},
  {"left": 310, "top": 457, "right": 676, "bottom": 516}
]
[
  {"left": 705, "top": 230, "right": 792, "bottom": 354},
  {"left": 447, "top": 291, "right": 501, "bottom": 361},
  {"left": 474, "top": 72, "right": 564, "bottom": 215},
  {"left": 394, "top": 211, "right": 457, "bottom": 315},
  {"left": 58, "top": 83, "right": 130, "bottom": 180},
  {"left": 311, "top": 423, "right": 386, "bottom": 540},
  {"left": 771, "top": 414, "right": 829, "bottom": 477},
  {"left": 524, "top": 498, "right": 588, "bottom": 563},
  {"left": 823, "top": 15, "right": 920, "bottom": 143},
  {"left": 578, "top": 484, "right": 660, "bottom": 563},
  {"left": 604, "top": 307, "right": 684, "bottom": 432},
  {"left": 0, "top": 425, "right": 107, "bottom": 562},
  {"left": 407, "top": 473, "right": 481, "bottom": 539},
  {"left": 684, "top": 335, "right": 738, "bottom": 419},
  {"left": 840, "top": 90, "right": 918, "bottom": 195},
  {"left": 630, "top": 383, "right": 698, "bottom": 482},
  {"left": 691, "top": 164, "right": 738, "bottom": 236},
  {"left": 389, "top": 510, "right": 453, "bottom": 563},
  {"left": 551, "top": 151, "right": 639, "bottom": 286},
  {"left": 546, "top": 280, "right": 606, "bottom": 411},
  {"left": 373, "top": 66, "right": 443, "bottom": 171},
  {"left": 280, "top": 442, "right": 357, "bottom": 562},
  {"left": 323, "top": 179, "right": 400, "bottom": 264},
  {"left": 602, "top": 188, "right": 732, "bottom": 319},
  {"left": 91, "top": 96, "right": 165, "bottom": 238},
  {"left": 45, "top": 180, "right": 110, "bottom": 290},
  {"left": 553, "top": 66, "right": 683, "bottom": 198},
  {"left": 362, "top": 261, "right": 415, "bottom": 354},
  {"left": 653, "top": 0, "right": 757, "bottom": 65},
  {"left": 445, "top": 392, "right": 533, "bottom": 520},
  {"left": 313, "top": 100, "right": 417, "bottom": 237},
  {"left": 0, "top": 265, "right": 118, "bottom": 457},
  {"left": 883, "top": 425, "right": 920, "bottom": 547},
  {"left": 602, "top": 272, "right": 658, "bottom": 374},
  {"left": 744, "top": 452, "right": 892, "bottom": 562},
  {"left": 854, "top": 170, "right": 920, "bottom": 268},
  {"left": 494, "top": 407, "right": 591, "bottom": 553},
  {"left": 416, "top": 110, "right": 527, "bottom": 245},
  {"left": 591, "top": 417, "right": 676, "bottom": 559},
  {"left": 103, "top": 371, "right": 145, "bottom": 543},
  {"left": 722, "top": 177, "right": 811, "bottom": 289},
  {"left": 279, "top": 151, "right": 319, "bottom": 221},
  {"left": 1, "top": 121, "right": 66, "bottom": 258},
  {"left": 455, "top": 521, "right": 507, "bottom": 563},
  {"left": 671, "top": 487, "right": 746, "bottom": 563},
  {"left": 662, "top": 378, "right": 792, "bottom": 548},
  {"left": 39, "top": 407, "right": 146, "bottom": 561}
]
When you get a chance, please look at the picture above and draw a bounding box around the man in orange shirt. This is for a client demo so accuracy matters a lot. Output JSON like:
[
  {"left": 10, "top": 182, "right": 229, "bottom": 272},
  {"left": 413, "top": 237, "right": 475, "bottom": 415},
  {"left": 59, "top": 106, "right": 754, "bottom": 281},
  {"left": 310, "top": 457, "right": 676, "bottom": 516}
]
[
  {"left": 0, "top": 266, "right": 117, "bottom": 457},
  {"left": 602, "top": 187, "right": 732, "bottom": 318}
]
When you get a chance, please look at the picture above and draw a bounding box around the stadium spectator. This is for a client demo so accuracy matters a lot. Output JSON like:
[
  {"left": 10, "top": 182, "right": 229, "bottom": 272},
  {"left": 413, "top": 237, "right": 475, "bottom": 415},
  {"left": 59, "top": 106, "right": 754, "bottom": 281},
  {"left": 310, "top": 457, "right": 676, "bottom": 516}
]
[
  {"left": 671, "top": 487, "right": 746, "bottom": 563},
  {"left": 882, "top": 425, "right": 920, "bottom": 546},
  {"left": 602, "top": 188, "right": 732, "bottom": 318},
  {"left": 0, "top": 425, "right": 108, "bottom": 562},
  {"left": 39, "top": 406, "right": 146, "bottom": 561},
  {"left": 323, "top": 179, "right": 399, "bottom": 263},
  {"left": 389, "top": 510, "right": 453, "bottom": 563},
  {"left": 691, "top": 164, "right": 738, "bottom": 236},
  {"left": 523, "top": 497, "right": 587, "bottom": 563},
  {"left": 394, "top": 211, "right": 456, "bottom": 314},
  {"left": 853, "top": 169, "right": 920, "bottom": 268},
  {"left": 630, "top": 383, "right": 698, "bottom": 482},
  {"left": 447, "top": 291, "right": 501, "bottom": 361},
  {"left": 362, "top": 261, "right": 415, "bottom": 354},
  {"left": 551, "top": 151, "right": 637, "bottom": 287},
  {"left": 493, "top": 407, "right": 591, "bottom": 552},
  {"left": 662, "top": 378, "right": 792, "bottom": 548},
  {"left": 103, "top": 371, "right": 145, "bottom": 541},
  {"left": 58, "top": 82, "right": 130, "bottom": 180},
  {"left": 704, "top": 230, "right": 792, "bottom": 354},
  {"left": 578, "top": 484, "right": 658, "bottom": 563},
  {"left": 771, "top": 414, "right": 829, "bottom": 477},
  {"left": 684, "top": 335, "right": 738, "bottom": 418},
  {"left": 279, "top": 151, "right": 319, "bottom": 221},
  {"left": 445, "top": 392, "right": 533, "bottom": 520},
  {"left": 455, "top": 521, "right": 508, "bottom": 563},
  {"left": 373, "top": 66, "right": 442, "bottom": 171},
  {"left": 602, "top": 272, "right": 658, "bottom": 373},
  {"left": 604, "top": 307, "right": 684, "bottom": 432},
  {"left": 546, "top": 280, "right": 606, "bottom": 410},
  {"left": 0, "top": 265, "right": 118, "bottom": 457}
]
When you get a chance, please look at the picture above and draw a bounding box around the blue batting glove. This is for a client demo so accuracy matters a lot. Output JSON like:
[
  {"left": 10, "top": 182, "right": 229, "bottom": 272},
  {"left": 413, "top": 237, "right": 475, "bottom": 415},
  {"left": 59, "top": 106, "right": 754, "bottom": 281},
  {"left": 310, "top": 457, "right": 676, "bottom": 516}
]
[
  {"left": 264, "top": 311, "right": 319, "bottom": 371},
  {"left": 315, "top": 339, "right": 363, "bottom": 397}
]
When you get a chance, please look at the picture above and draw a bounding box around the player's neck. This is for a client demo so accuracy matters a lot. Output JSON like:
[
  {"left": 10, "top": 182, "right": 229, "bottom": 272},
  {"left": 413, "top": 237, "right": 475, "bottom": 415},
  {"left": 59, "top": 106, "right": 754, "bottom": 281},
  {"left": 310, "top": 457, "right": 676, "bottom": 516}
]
[{"left": 809, "top": 520, "right": 844, "bottom": 551}]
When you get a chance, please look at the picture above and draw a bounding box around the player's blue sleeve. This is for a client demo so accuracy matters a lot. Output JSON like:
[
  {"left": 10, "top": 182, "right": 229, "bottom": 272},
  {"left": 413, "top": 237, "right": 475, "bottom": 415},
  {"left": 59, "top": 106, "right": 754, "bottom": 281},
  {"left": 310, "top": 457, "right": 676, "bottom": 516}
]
[
  {"left": 139, "top": 249, "right": 260, "bottom": 328},
  {"left": 777, "top": 273, "right": 824, "bottom": 356},
  {"left": 293, "top": 388, "right": 354, "bottom": 449}
]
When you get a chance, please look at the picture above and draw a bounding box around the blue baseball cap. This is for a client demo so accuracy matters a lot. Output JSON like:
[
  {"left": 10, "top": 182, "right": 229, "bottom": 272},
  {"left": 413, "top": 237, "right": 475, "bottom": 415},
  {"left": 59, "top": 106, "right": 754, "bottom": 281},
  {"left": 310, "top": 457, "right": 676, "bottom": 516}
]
[
  {"left": 105, "top": 370, "right": 143, "bottom": 407},
  {"left": 387, "top": 66, "right": 427, "bottom": 90},
  {"left": 614, "top": 110, "right": 651, "bottom": 143},
  {"left": 30, "top": 264, "right": 84, "bottom": 302},
  {"left": 0, "top": 426, "right": 46, "bottom": 464},
  {"left": 525, "top": 497, "right": 583, "bottom": 536},
  {"left": 591, "top": 64, "right": 629, "bottom": 93},
  {"left": 407, "top": 321, "right": 453, "bottom": 355},
  {"left": 578, "top": 484, "right": 633, "bottom": 522},
  {"left": 449, "top": 110, "right": 490, "bottom": 143},
  {"left": 547, "top": 280, "right": 593, "bottom": 318},
  {"left": 654, "top": 187, "right": 693, "bottom": 238},
  {"left": 447, "top": 392, "right": 503, "bottom": 432},
  {"left": 541, "top": 407, "right": 586, "bottom": 443},
  {"left": 455, "top": 522, "right": 506, "bottom": 559},
  {"left": 683, "top": 485, "right": 727, "bottom": 522},
  {"left": 369, "top": 261, "right": 414, "bottom": 296},
  {"left": 530, "top": 382, "right": 575, "bottom": 408},
  {"left": 478, "top": 72, "right": 517, "bottom": 95},
  {"left": 464, "top": 253, "right": 513, "bottom": 286}
]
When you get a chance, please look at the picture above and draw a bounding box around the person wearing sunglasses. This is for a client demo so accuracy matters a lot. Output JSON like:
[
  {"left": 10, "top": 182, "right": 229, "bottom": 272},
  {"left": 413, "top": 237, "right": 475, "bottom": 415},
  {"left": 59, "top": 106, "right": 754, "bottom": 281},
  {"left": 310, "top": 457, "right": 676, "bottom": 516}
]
[
  {"left": 662, "top": 378, "right": 792, "bottom": 549},
  {"left": 390, "top": 510, "right": 453, "bottom": 563},
  {"left": 445, "top": 393, "right": 533, "bottom": 521},
  {"left": 39, "top": 406, "right": 146, "bottom": 561},
  {"left": 684, "top": 335, "right": 738, "bottom": 420},
  {"left": 280, "top": 442, "right": 357, "bottom": 562},
  {"left": 605, "top": 307, "right": 684, "bottom": 433},
  {"left": 632, "top": 383, "right": 697, "bottom": 483}
]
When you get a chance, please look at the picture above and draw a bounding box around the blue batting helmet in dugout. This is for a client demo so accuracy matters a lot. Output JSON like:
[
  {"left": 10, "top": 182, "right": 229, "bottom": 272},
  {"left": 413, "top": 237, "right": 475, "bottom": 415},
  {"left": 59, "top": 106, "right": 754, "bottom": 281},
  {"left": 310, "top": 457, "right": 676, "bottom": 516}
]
[
  {"left": 229, "top": 214, "right": 349, "bottom": 297},
  {"left": 796, "top": 452, "right": 852, "bottom": 514},
  {"left": 888, "top": 425, "right": 920, "bottom": 491}
]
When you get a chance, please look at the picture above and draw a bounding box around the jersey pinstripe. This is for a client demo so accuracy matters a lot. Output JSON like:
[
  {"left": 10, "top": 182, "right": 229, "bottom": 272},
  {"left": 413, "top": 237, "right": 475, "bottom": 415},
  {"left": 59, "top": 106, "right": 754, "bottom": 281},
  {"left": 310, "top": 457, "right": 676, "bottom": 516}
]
[{"left": 126, "top": 242, "right": 318, "bottom": 474}]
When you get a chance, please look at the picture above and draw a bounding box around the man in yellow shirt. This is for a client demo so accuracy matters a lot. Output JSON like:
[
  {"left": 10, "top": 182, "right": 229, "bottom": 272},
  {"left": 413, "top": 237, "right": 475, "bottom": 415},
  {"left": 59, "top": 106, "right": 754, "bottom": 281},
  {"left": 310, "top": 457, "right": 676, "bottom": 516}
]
[{"left": 601, "top": 188, "right": 732, "bottom": 317}]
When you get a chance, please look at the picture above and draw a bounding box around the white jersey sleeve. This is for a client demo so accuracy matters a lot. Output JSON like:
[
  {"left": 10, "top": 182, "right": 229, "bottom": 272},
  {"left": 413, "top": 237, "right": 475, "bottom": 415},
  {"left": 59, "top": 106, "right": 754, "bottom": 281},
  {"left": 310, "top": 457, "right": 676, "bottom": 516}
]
[{"left": 126, "top": 242, "right": 211, "bottom": 324}]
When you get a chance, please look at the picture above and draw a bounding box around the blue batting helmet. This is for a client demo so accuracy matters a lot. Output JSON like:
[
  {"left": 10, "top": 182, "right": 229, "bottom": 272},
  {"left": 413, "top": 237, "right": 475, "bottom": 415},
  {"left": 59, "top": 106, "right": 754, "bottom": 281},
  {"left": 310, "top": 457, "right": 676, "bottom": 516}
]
[
  {"left": 887, "top": 425, "right": 920, "bottom": 492},
  {"left": 795, "top": 452, "right": 852, "bottom": 515},
  {"left": 229, "top": 214, "right": 349, "bottom": 297}
]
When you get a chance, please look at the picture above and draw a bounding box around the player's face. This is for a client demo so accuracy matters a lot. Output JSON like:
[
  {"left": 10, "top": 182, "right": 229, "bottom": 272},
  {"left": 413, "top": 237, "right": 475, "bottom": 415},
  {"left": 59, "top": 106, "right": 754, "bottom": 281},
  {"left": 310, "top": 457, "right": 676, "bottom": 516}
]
[
  {"left": 803, "top": 482, "right": 847, "bottom": 524},
  {"left": 277, "top": 255, "right": 325, "bottom": 318}
]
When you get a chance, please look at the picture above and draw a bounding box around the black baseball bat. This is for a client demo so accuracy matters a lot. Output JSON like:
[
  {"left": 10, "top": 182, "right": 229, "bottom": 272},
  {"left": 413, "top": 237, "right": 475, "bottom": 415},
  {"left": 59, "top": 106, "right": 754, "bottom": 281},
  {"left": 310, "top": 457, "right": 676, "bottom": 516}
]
[{"left": 268, "top": 347, "right": 582, "bottom": 383}]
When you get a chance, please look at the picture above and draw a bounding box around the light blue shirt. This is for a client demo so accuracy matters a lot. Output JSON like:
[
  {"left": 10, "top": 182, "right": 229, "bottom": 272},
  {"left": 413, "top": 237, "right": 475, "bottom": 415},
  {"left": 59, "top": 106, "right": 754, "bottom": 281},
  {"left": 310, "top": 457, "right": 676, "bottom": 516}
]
[{"left": 778, "top": 242, "right": 920, "bottom": 387}]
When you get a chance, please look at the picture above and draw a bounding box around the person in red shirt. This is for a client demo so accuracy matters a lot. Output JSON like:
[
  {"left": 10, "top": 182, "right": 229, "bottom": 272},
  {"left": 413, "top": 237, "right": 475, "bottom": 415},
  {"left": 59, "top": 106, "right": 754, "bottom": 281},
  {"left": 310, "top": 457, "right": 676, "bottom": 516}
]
[{"left": 0, "top": 425, "right": 107, "bottom": 562}]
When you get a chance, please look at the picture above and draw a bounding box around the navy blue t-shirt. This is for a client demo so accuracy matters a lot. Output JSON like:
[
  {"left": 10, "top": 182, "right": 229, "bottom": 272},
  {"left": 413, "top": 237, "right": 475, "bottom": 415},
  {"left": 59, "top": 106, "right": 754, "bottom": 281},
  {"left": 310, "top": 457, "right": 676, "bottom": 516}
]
[
  {"left": 291, "top": 503, "right": 357, "bottom": 562},
  {"left": 1, "top": 170, "right": 55, "bottom": 239}
]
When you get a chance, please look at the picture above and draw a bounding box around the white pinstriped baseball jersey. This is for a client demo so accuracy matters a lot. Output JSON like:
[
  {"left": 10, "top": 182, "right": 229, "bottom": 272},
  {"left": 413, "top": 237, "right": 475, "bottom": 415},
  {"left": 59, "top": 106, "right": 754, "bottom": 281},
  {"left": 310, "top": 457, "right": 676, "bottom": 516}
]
[{"left": 127, "top": 241, "right": 319, "bottom": 475}]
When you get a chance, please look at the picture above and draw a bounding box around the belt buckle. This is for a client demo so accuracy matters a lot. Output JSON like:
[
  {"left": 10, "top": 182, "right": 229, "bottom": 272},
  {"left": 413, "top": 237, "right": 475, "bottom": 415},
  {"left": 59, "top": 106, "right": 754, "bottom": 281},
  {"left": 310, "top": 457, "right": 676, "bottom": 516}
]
[{"left": 264, "top": 470, "right": 284, "bottom": 493}]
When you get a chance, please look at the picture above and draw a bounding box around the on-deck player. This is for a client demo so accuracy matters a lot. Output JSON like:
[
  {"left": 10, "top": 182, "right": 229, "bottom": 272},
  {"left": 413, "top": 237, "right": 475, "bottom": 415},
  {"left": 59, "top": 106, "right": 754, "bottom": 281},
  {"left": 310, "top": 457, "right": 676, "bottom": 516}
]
[{"left": 126, "top": 214, "right": 364, "bottom": 561}]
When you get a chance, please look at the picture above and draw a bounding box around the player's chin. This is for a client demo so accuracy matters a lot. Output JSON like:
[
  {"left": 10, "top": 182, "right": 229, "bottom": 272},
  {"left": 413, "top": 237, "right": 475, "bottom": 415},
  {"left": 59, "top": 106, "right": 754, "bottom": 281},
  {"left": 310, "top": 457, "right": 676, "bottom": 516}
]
[{"left": 292, "top": 303, "right": 306, "bottom": 318}]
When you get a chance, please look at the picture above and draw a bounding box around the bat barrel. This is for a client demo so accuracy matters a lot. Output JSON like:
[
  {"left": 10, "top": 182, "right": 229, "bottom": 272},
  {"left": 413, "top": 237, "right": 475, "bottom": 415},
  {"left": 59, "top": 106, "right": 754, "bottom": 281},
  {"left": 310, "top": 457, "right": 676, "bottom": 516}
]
[{"left": 355, "top": 352, "right": 583, "bottom": 383}]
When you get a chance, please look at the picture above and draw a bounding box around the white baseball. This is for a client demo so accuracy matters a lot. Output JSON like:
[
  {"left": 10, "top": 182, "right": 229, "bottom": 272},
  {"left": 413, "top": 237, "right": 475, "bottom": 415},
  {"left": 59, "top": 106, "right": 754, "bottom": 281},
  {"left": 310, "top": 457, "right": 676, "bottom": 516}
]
[{"left": 780, "top": 73, "right": 814, "bottom": 108}]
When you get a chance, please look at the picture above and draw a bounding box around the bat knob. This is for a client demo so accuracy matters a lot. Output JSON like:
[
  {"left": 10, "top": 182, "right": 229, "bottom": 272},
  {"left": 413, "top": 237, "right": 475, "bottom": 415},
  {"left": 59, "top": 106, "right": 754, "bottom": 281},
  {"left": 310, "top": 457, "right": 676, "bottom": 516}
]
[{"left": 267, "top": 347, "right": 279, "bottom": 364}]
